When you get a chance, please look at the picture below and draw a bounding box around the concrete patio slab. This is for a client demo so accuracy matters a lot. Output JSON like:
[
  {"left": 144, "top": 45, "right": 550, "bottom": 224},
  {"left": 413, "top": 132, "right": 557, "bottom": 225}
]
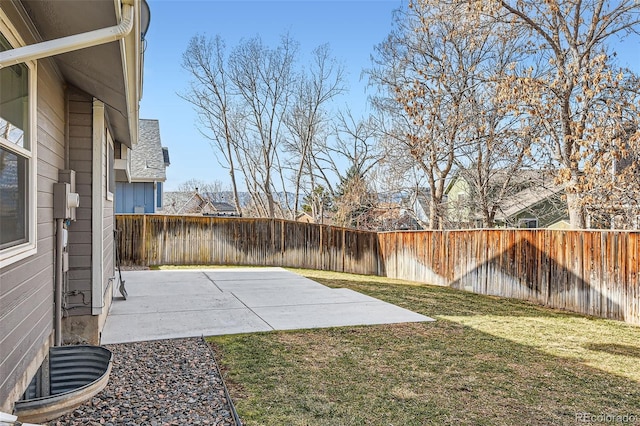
[
  {"left": 114, "top": 275, "right": 223, "bottom": 297},
  {"left": 101, "top": 267, "right": 434, "bottom": 344},
  {"left": 253, "top": 301, "right": 429, "bottom": 330},
  {"left": 102, "top": 308, "right": 273, "bottom": 343},
  {"left": 109, "top": 293, "right": 246, "bottom": 314},
  {"left": 229, "top": 286, "right": 377, "bottom": 308}
]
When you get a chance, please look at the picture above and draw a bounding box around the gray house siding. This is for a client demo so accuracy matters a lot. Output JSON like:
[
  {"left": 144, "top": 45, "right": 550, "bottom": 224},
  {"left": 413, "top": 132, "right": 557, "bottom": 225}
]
[
  {"left": 62, "top": 91, "right": 116, "bottom": 343},
  {"left": 1, "top": 0, "right": 145, "bottom": 414},
  {"left": 0, "top": 13, "right": 65, "bottom": 409},
  {"left": 66, "top": 90, "right": 93, "bottom": 316},
  {"left": 0, "top": 83, "right": 118, "bottom": 410}
]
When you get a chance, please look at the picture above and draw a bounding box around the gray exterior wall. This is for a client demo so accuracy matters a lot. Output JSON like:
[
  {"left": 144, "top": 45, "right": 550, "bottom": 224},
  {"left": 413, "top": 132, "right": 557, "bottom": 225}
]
[
  {"left": 0, "top": 5, "right": 64, "bottom": 410},
  {"left": 66, "top": 89, "right": 93, "bottom": 316},
  {"left": 1, "top": 18, "right": 118, "bottom": 412},
  {"left": 63, "top": 91, "right": 115, "bottom": 344}
]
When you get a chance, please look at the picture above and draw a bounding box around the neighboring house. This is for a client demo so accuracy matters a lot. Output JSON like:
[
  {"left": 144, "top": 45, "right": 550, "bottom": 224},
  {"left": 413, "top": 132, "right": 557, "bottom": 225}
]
[
  {"left": 296, "top": 212, "right": 315, "bottom": 224},
  {"left": 401, "top": 188, "right": 431, "bottom": 229},
  {"left": 162, "top": 192, "right": 242, "bottom": 216},
  {"left": 0, "top": 0, "right": 148, "bottom": 413},
  {"left": 295, "top": 211, "right": 336, "bottom": 226},
  {"left": 163, "top": 191, "right": 217, "bottom": 215},
  {"left": 444, "top": 169, "right": 568, "bottom": 228},
  {"left": 115, "top": 119, "right": 169, "bottom": 213},
  {"left": 444, "top": 174, "right": 474, "bottom": 227},
  {"left": 493, "top": 184, "right": 567, "bottom": 228},
  {"left": 372, "top": 202, "right": 418, "bottom": 231},
  {"left": 208, "top": 201, "right": 241, "bottom": 217}
]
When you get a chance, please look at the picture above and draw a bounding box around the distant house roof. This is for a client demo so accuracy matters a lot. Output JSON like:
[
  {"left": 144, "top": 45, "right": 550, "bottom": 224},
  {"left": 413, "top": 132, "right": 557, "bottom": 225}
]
[
  {"left": 211, "top": 201, "right": 236, "bottom": 213},
  {"left": 131, "top": 119, "right": 168, "bottom": 182},
  {"left": 445, "top": 168, "right": 550, "bottom": 194},
  {"left": 163, "top": 191, "right": 215, "bottom": 215},
  {"left": 296, "top": 212, "right": 315, "bottom": 223},
  {"left": 495, "top": 184, "right": 565, "bottom": 220}
]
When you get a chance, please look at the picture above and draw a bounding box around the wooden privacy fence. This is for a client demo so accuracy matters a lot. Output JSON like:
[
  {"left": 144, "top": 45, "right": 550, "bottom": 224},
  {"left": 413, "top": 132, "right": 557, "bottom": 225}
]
[
  {"left": 116, "top": 215, "right": 380, "bottom": 275},
  {"left": 115, "top": 215, "right": 639, "bottom": 326},
  {"left": 378, "top": 229, "right": 639, "bottom": 325}
]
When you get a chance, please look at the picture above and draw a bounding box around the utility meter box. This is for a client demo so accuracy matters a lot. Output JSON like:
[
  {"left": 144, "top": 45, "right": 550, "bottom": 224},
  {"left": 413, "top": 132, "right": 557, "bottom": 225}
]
[
  {"left": 58, "top": 169, "right": 76, "bottom": 192},
  {"left": 53, "top": 182, "right": 80, "bottom": 220},
  {"left": 56, "top": 170, "right": 79, "bottom": 221}
]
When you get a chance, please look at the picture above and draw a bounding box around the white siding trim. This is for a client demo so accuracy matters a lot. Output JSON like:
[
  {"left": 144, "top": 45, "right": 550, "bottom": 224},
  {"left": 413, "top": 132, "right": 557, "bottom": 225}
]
[
  {"left": 91, "top": 100, "right": 105, "bottom": 315},
  {"left": 153, "top": 181, "right": 158, "bottom": 213},
  {"left": 106, "top": 131, "right": 114, "bottom": 201}
]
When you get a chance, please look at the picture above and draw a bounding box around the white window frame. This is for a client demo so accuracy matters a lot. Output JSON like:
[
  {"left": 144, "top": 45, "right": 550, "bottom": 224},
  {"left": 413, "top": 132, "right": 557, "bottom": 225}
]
[{"left": 0, "top": 13, "right": 38, "bottom": 268}]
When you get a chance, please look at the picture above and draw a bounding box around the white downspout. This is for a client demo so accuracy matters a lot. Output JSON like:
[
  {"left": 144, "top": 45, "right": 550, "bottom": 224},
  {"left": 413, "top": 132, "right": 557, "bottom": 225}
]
[{"left": 0, "top": 3, "right": 134, "bottom": 68}]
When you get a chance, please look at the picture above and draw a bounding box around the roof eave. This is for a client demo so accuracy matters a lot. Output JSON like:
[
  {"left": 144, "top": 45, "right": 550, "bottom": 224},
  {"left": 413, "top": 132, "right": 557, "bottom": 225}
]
[{"left": 10, "top": 0, "right": 147, "bottom": 148}]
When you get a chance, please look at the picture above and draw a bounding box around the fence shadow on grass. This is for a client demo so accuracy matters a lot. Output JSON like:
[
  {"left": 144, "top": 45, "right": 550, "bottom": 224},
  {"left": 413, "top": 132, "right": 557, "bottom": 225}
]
[
  {"left": 210, "top": 315, "right": 640, "bottom": 426},
  {"left": 584, "top": 343, "right": 640, "bottom": 359}
]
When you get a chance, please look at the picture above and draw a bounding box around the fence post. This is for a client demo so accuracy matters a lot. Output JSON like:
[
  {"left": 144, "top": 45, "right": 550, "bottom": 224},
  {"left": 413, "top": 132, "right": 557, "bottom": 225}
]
[
  {"left": 341, "top": 228, "right": 346, "bottom": 273},
  {"left": 141, "top": 214, "right": 147, "bottom": 266},
  {"left": 281, "top": 219, "right": 285, "bottom": 266},
  {"left": 319, "top": 224, "right": 324, "bottom": 271}
]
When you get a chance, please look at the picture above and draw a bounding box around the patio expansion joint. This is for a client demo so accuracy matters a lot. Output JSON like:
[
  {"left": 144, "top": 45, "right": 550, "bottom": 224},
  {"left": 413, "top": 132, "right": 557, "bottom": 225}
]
[
  {"left": 202, "top": 272, "right": 225, "bottom": 292},
  {"left": 229, "top": 291, "right": 276, "bottom": 331}
]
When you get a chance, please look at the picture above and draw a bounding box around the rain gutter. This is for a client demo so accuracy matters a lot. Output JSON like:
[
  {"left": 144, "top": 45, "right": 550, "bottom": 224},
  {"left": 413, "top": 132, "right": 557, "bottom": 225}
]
[{"left": 0, "top": 2, "right": 134, "bottom": 69}]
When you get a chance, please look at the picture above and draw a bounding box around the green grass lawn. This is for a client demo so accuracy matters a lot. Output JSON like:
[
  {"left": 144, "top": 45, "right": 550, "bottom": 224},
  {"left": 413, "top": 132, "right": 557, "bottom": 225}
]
[{"left": 208, "top": 269, "right": 640, "bottom": 426}]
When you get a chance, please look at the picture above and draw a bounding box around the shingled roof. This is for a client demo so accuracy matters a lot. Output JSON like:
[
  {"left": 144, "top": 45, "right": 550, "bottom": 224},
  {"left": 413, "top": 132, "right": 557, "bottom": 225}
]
[
  {"left": 131, "top": 119, "right": 167, "bottom": 181},
  {"left": 495, "top": 183, "right": 565, "bottom": 220}
]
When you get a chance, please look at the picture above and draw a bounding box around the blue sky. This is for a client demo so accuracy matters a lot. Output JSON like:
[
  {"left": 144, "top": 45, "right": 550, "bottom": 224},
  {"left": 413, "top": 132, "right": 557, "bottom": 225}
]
[
  {"left": 139, "top": 0, "right": 639, "bottom": 192},
  {"left": 140, "top": 0, "right": 403, "bottom": 191}
]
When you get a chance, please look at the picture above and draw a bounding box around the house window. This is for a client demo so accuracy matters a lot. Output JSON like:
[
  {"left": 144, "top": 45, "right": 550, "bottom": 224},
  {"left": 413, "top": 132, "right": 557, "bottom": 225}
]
[
  {"left": 518, "top": 218, "right": 538, "bottom": 229},
  {"left": 0, "top": 29, "right": 37, "bottom": 265}
]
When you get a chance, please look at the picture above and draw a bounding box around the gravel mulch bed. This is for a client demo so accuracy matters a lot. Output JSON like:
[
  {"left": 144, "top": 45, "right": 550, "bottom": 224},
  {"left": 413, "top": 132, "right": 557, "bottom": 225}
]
[
  {"left": 48, "top": 338, "right": 238, "bottom": 426},
  {"left": 120, "top": 265, "right": 151, "bottom": 271}
]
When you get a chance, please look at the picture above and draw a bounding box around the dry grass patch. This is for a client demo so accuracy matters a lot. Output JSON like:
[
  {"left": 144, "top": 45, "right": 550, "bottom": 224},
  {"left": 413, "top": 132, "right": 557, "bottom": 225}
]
[{"left": 208, "top": 269, "right": 640, "bottom": 426}]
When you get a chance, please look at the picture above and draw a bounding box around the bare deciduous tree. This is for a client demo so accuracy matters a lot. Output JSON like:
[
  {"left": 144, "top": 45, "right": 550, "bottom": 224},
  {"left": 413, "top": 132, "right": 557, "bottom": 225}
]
[
  {"left": 486, "top": 0, "right": 640, "bottom": 228},
  {"left": 283, "top": 44, "right": 346, "bottom": 219},
  {"left": 228, "top": 34, "right": 298, "bottom": 218},
  {"left": 330, "top": 109, "right": 383, "bottom": 179},
  {"left": 181, "top": 35, "right": 243, "bottom": 215},
  {"left": 177, "top": 179, "right": 233, "bottom": 203},
  {"left": 368, "top": 1, "right": 522, "bottom": 229}
]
